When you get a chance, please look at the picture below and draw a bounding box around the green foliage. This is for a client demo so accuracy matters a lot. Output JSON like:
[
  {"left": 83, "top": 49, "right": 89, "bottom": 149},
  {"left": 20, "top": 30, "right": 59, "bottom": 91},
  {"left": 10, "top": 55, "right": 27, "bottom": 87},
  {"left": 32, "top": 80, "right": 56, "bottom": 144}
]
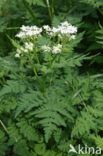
[
  {"left": 16, "top": 118, "right": 39, "bottom": 141},
  {"left": 0, "top": 0, "right": 103, "bottom": 155},
  {"left": 26, "top": 0, "right": 46, "bottom": 7},
  {"left": 80, "top": 0, "right": 103, "bottom": 8},
  {"left": 0, "top": 130, "right": 8, "bottom": 156},
  {"left": 0, "top": 45, "right": 103, "bottom": 156},
  {"left": 96, "top": 26, "right": 103, "bottom": 46},
  {"left": 16, "top": 88, "right": 74, "bottom": 142}
]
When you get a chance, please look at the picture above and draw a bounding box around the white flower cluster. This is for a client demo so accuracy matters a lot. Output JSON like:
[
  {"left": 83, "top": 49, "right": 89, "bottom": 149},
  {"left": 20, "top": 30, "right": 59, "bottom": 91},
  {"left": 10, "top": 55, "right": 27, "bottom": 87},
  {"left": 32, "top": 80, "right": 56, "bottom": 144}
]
[
  {"left": 15, "top": 42, "right": 34, "bottom": 58},
  {"left": 16, "top": 25, "right": 42, "bottom": 38},
  {"left": 52, "top": 44, "right": 62, "bottom": 54},
  {"left": 16, "top": 21, "right": 77, "bottom": 39},
  {"left": 15, "top": 21, "right": 77, "bottom": 58},
  {"left": 43, "top": 21, "right": 77, "bottom": 39},
  {"left": 41, "top": 44, "right": 62, "bottom": 54},
  {"left": 41, "top": 45, "right": 51, "bottom": 52}
]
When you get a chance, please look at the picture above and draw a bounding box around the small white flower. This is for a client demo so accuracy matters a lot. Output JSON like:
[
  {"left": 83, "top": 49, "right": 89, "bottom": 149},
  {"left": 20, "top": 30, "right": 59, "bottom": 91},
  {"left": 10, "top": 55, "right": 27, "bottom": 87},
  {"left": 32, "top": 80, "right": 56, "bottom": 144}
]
[
  {"left": 20, "top": 25, "right": 28, "bottom": 31},
  {"left": 43, "top": 25, "right": 53, "bottom": 37},
  {"left": 43, "top": 25, "right": 51, "bottom": 31},
  {"left": 68, "top": 25, "right": 77, "bottom": 34},
  {"left": 24, "top": 49, "right": 28, "bottom": 53},
  {"left": 61, "top": 21, "right": 70, "bottom": 27},
  {"left": 26, "top": 30, "right": 33, "bottom": 36},
  {"left": 52, "top": 27, "right": 60, "bottom": 33},
  {"left": 70, "top": 35, "right": 76, "bottom": 40},
  {"left": 24, "top": 42, "right": 34, "bottom": 51},
  {"left": 58, "top": 34, "right": 62, "bottom": 39},
  {"left": 20, "top": 47, "right": 25, "bottom": 51},
  {"left": 58, "top": 21, "right": 77, "bottom": 36},
  {"left": 47, "top": 32, "right": 54, "bottom": 37},
  {"left": 38, "top": 28, "right": 42, "bottom": 33},
  {"left": 15, "top": 53, "right": 20, "bottom": 58},
  {"left": 41, "top": 45, "right": 51, "bottom": 52},
  {"left": 16, "top": 32, "right": 26, "bottom": 38},
  {"left": 52, "top": 44, "right": 62, "bottom": 54},
  {"left": 16, "top": 25, "right": 42, "bottom": 38},
  {"left": 17, "top": 49, "right": 21, "bottom": 54}
]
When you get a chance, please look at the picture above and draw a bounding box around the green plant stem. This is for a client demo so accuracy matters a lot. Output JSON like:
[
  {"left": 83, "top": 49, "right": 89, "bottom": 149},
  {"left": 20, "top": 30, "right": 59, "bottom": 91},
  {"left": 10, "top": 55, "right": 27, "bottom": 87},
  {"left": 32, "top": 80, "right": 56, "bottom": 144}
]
[
  {"left": 69, "top": 0, "right": 72, "bottom": 8},
  {"left": 35, "top": 54, "right": 40, "bottom": 64},
  {"left": 35, "top": 48, "right": 40, "bottom": 64},
  {"left": 33, "top": 66, "right": 41, "bottom": 85},
  {"left": 29, "top": 55, "right": 42, "bottom": 90},
  {"left": 0, "top": 119, "right": 8, "bottom": 134},
  {"left": 46, "top": 0, "right": 52, "bottom": 23},
  {"left": 98, "top": 8, "right": 103, "bottom": 16},
  {"left": 6, "top": 27, "right": 20, "bottom": 30},
  {"left": 49, "top": 54, "right": 58, "bottom": 68},
  {"left": 34, "top": 49, "right": 45, "bottom": 91},
  {"left": 51, "top": 0, "right": 54, "bottom": 20},
  {"left": 22, "top": 0, "right": 40, "bottom": 26},
  {"left": 42, "top": 75, "right": 46, "bottom": 92},
  {"left": 0, "top": 120, "right": 18, "bottom": 142},
  {"left": 42, "top": 54, "right": 58, "bottom": 92},
  {"left": 48, "top": 54, "right": 58, "bottom": 86}
]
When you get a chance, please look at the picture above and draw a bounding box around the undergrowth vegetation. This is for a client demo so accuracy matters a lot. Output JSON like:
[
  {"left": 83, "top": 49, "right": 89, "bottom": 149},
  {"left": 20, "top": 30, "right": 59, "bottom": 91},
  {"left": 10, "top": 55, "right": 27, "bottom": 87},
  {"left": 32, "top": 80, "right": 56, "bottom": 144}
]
[{"left": 0, "top": 0, "right": 103, "bottom": 156}]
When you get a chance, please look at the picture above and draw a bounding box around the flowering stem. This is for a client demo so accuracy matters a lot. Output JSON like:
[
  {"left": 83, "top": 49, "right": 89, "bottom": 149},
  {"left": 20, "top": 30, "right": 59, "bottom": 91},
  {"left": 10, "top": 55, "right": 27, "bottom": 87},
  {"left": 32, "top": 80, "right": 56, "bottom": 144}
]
[
  {"left": 35, "top": 48, "right": 40, "bottom": 64},
  {"left": 35, "top": 54, "right": 40, "bottom": 64},
  {"left": 22, "top": 0, "right": 40, "bottom": 26},
  {"left": 29, "top": 54, "right": 42, "bottom": 89},
  {"left": 48, "top": 54, "right": 58, "bottom": 86},
  {"left": 49, "top": 54, "right": 58, "bottom": 68},
  {"left": 33, "top": 66, "right": 41, "bottom": 85},
  {"left": 41, "top": 54, "right": 58, "bottom": 92}
]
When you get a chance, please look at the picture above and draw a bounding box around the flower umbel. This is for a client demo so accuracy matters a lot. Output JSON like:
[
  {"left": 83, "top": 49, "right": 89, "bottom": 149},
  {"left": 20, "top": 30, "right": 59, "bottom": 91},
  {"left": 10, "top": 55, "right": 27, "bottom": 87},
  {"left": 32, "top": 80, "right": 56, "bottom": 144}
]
[
  {"left": 52, "top": 44, "right": 62, "bottom": 54},
  {"left": 15, "top": 21, "right": 77, "bottom": 58},
  {"left": 16, "top": 25, "right": 42, "bottom": 39},
  {"left": 41, "top": 45, "right": 51, "bottom": 52},
  {"left": 15, "top": 42, "right": 34, "bottom": 57}
]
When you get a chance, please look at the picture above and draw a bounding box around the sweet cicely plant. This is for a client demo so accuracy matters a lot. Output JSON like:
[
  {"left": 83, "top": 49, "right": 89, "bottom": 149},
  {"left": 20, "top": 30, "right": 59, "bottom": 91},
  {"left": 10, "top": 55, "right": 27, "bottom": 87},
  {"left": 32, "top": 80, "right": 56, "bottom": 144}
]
[{"left": 14, "top": 21, "right": 77, "bottom": 92}]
